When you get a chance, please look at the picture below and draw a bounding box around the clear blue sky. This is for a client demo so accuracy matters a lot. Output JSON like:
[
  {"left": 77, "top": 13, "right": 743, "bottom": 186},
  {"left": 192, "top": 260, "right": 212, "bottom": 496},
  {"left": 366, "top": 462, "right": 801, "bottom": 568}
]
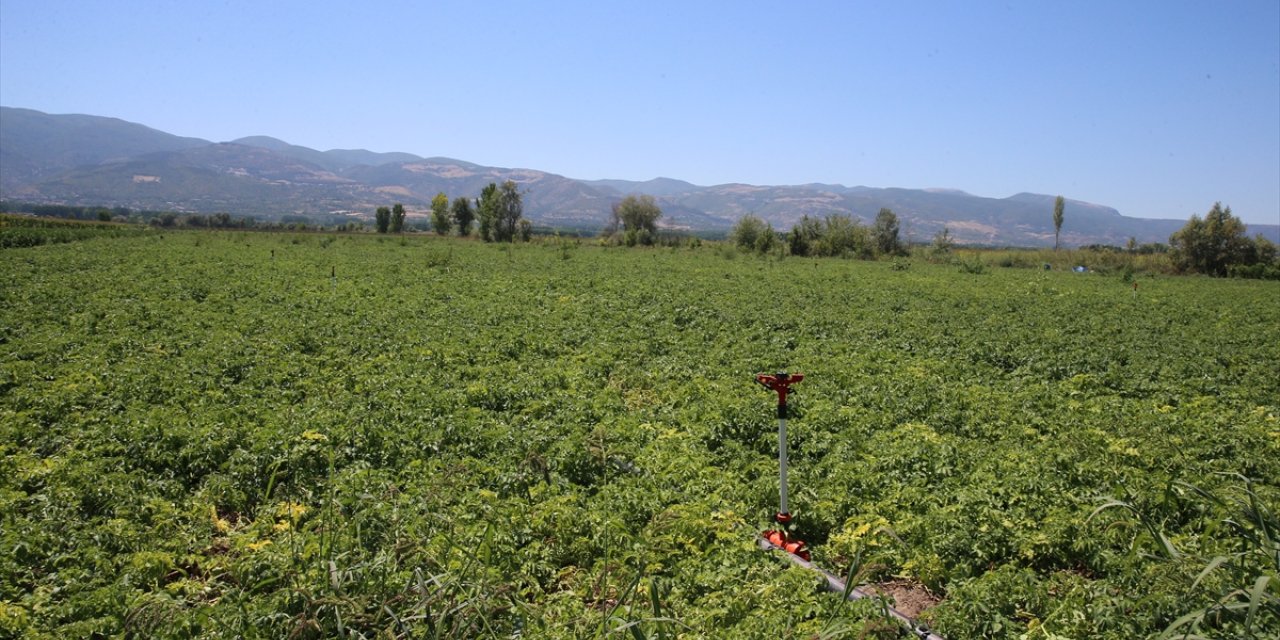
[{"left": 2, "top": 1, "right": 1277, "bottom": 224}]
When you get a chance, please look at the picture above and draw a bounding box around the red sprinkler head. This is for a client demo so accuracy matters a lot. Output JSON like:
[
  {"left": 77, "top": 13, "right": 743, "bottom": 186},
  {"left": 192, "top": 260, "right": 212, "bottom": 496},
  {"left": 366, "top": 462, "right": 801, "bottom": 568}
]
[{"left": 756, "top": 372, "right": 804, "bottom": 406}]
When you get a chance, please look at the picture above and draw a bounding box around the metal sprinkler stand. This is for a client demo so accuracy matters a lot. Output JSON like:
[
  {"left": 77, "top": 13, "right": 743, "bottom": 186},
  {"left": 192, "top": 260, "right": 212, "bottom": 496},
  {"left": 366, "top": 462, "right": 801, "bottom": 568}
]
[
  {"left": 754, "top": 372, "right": 946, "bottom": 639},
  {"left": 756, "top": 371, "right": 809, "bottom": 561}
]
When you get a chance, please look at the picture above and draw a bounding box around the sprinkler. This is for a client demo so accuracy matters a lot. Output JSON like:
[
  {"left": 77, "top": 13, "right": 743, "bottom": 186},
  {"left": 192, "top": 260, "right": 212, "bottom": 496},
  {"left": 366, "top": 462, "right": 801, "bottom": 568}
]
[
  {"left": 756, "top": 371, "right": 809, "bottom": 560},
  {"left": 754, "top": 372, "right": 947, "bottom": 639}
]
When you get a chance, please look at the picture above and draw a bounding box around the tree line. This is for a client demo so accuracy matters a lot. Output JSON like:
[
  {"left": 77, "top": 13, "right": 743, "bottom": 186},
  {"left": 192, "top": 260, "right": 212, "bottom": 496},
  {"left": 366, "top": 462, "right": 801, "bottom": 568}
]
[
  {"left": 375, "top": 180, "right": 532, "bottom": 242},
  {"left": 1054, "top": 196, "right": 1275, "bottom": 278},
  {"left": 0, "top": 202, "right": 348, "bottom": 231},
  {"left": 1169, "top": 202, "right": 1276, "bottom": 278},
  {"left": 729, "top": 207, "right": 909, "bottom": 259},
  {"left": 7, "top": 194, "right": 1276, "bottom": 278}
]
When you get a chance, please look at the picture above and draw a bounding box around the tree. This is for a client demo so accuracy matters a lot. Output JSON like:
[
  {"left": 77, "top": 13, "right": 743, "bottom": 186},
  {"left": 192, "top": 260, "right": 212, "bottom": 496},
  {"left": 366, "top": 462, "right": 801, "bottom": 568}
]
[
  {"left": 873, "top": 207, "right": 903, "bottom": 256},
  {"left": 781, "top": 214, "right": 873, "bottom": 258},
  {"left": 731, "top": 214, "right": 770, "bottom": 252},
  {"left": 788, "top": 215, "right": 823, "bottom": 256},
  {"left": 931, "top": 226, "right": 954, "bottom": 257},
  {"left": 431, "top": 192, "right": 451, "bottom": 235},
  {"left": 1169, "top": 202, "right": 1254, "bottom": 276},
  {"left": 375, "top": 206, "right": 391, "bottom": 233},
  {"left": 816, "top": 214, "right": 872, "bottom": 258},
  {"left": 493, "top": 180, "right": 524, "bottom": 242},
  {"left": 1053, "top": 195, "right": 1065, "bottom": 250},
  {"left": 611, "top": 194, "right": 662, "bottom": 244},
  {"left": 477, "top": 183, "right": 498, "bottom": 242},
  {"left": 390, "top": 203, "right": 406, "bottom": 233},
  {"left": 451, "top": 196, "right": 475, "bottom": 236},
  {"left": 753, "top": 225, "right": 778, "bottom": 253},
  {"left": 1252, "top": 235, "right": 1277, "bottom": 265}
]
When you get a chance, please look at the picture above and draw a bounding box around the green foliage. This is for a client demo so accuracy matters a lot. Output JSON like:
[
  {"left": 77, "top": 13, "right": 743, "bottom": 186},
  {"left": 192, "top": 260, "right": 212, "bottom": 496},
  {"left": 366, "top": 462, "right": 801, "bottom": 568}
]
[
  {"left": 375, "top": 206, "right": 391, "bottom": 233},
  {"left": 788, "top": 215, "right": 823, "bottom": 257},
  {"left": 431, "top": 193, "right": 451, "bottom": 236},
  {"left": 1228, "top": 261, "right": 1280, "bottom": 281},
  {"left": 1253, "top": 235, "right": 1278, "bottom": 265},
  {"left": 477, "top": 183, "right": 498, "bottom": 242},
  {"left": 610, "top": 195, "right": 663, "bottom": 244},
  {"left": 2, "top": 206, "right": 328, "bottom": 232},
  {"left": 391, "top": 203, "right": 406, "bottom": 234},
  {"left": 4, "top": 202, "right": 133, "bottom": 220},
  {"left": 957, "top": 257, "right": 987, "bottom": 274},
  {"left": 498, "top": 181, "right": 524, "bottom": 242},
  {"left": 0, "top": 214, "right": 147, "bottom": 248},
  {"left": 782, "top": 214, "right": 874, "bottom": 258},
  {"left": 1170, "top": 202, "right": 1276, "bottom": 278},
  {"left": 954, "top": 246, "right": 1175, "bottom": 276},
  {"left": 813, "top": 214, "right": 872, "bottom": 259},
  {"left": 930, "top": 227, "right": 954, "bottom": 259},
  {"left": 451, "top": 196, "right": 475, "bottom": 237},
  {"left": 488, "top": 181, "right": 524, "bottom": 243},
  {"left": 1088, "top": 476, "right": 1280, "bottom": 638},
  {"left": 1053, "top": 195, "right": 1065, "bottom": 250},
  {"left": 872, "top": 208, "right": 903, "bottom": 257},
  {"left": 2, "top": 232, "right": 1278, "bottom": 638},
  {"left": 731, "top": 214, "right": 775, "bottom": 254}
]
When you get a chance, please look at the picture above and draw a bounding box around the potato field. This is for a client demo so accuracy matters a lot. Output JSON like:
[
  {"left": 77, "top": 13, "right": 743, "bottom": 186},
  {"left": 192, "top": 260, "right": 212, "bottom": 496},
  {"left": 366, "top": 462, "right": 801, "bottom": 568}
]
[{"left": 2, "top": 230, "right": 1277, "bottom": 638}]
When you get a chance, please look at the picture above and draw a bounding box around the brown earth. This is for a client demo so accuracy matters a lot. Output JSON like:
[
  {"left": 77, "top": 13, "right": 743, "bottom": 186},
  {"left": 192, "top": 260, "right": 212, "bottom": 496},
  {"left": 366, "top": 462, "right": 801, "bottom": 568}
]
[{"left": 865, "top": 579, "right": 941, "bottom": 619}]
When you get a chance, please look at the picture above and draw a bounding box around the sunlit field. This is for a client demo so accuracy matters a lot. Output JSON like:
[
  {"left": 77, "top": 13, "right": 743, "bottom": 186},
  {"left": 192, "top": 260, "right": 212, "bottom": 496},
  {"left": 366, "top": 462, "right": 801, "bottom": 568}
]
[{"left": 2, "top": 231, "right": 1277, "bottom": 638}]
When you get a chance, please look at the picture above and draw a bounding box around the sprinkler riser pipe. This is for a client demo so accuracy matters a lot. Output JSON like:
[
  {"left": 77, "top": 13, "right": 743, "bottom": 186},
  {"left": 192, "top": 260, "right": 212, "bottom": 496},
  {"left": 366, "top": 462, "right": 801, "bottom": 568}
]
[
  {"left": 778, "top": 414, "right": 788, "bottom": 517},
  {"left": 755, "top": 372, "right": 802, "bottom": 525}
]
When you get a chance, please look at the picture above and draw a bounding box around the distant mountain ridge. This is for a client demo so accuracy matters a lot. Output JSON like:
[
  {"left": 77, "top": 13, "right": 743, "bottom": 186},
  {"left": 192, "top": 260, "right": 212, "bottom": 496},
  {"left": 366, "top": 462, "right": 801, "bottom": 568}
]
[
  {"left": 581, "top": 177, "right": 702, "bottom": 197},
  {"left": 3, "top": 106, "right": 1276, "bottom": 245},
  {"left": 0, "top": 107, "right": 209, "bottom": 190},
  {"left": 229, "top": 136, "right": 426, "bottom": 172}
]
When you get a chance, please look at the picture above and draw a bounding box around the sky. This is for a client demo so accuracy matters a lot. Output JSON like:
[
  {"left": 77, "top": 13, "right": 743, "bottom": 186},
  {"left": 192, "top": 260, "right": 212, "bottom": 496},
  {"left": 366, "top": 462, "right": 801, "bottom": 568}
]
[{"left": 1, "top": 1, "right": 1277, "bottom": 225}]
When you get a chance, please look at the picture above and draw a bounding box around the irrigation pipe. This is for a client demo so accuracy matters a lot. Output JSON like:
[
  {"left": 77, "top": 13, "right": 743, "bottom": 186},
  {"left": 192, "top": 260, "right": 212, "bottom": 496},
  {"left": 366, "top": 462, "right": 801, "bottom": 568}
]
[{"left": 757, "top": 535, "right": 946, "bottom": 640}]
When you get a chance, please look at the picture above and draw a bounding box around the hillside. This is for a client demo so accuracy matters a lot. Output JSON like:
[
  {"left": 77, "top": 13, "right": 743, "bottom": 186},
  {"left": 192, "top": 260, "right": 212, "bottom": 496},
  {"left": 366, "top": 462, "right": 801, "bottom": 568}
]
[
  {"left": 16, "top": 143, "right": 391, "bottom": 216},
  {"left": 0, "top": 107, "right": 210, "bottom": 190},
  {"left": 230, "top": 136, "right": 427, "bottom": 172},
  {"left": 3, "top": 106, "right": 1275, "bottom": 245}
]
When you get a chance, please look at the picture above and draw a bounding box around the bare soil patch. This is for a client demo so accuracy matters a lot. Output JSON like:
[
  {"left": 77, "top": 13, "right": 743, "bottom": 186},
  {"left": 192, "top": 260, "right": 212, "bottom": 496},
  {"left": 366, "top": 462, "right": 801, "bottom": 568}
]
[{"left": 865, "top": 579, "right": 941, "bottom": 619}]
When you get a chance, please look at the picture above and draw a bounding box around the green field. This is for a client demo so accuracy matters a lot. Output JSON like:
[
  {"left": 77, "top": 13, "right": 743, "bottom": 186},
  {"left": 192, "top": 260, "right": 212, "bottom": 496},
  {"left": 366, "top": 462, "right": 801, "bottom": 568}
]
[{"left": 2, "top": 231, "right": 1278, "bottom": 638}]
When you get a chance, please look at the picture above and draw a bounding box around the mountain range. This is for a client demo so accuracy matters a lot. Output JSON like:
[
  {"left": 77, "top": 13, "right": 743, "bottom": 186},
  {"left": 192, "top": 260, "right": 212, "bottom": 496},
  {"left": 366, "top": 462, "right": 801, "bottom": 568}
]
[{"left": 3, "top": 106, "right": 1275, "bottom": 246}]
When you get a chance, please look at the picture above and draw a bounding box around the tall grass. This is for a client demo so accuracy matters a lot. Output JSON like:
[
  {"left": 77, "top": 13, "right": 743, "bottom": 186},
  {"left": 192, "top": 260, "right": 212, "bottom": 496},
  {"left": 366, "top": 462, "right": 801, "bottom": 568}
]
[
  {"left": 1090, "top": 474, "right": 1280, "bottom": 639},
  {"left": 949, "top": 247, "right": 1173, "bottom": 275}
]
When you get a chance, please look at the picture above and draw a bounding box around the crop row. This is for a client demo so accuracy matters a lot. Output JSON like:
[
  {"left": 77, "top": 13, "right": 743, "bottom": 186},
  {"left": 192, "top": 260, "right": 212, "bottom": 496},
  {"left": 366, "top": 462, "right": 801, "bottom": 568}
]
[{"left": 1, "top": 232, "right": 1277, "bottom": 637}]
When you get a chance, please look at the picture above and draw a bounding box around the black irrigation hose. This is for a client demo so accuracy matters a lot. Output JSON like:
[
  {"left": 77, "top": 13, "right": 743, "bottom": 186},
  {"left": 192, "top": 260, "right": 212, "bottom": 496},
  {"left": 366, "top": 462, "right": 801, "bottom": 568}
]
[{"left": 757, "top": 535, "right": 946, "bottom": 640}]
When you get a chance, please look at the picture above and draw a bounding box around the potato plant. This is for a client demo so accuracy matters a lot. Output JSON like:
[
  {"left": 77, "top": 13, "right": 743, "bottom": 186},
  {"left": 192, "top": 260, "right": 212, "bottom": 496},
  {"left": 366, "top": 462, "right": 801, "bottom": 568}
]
[{"left": 1, "top": 232, "right": 1277, "bottom": 638}]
